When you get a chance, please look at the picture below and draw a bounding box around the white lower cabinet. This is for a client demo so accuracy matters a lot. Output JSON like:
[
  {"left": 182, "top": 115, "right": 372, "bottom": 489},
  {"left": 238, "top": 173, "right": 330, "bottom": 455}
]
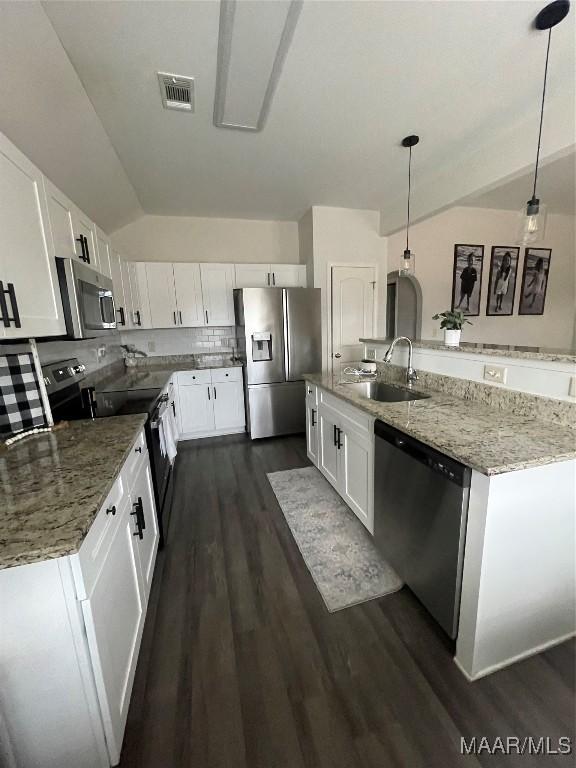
[
  {"left": 0, "top": 431, "right": 159, "bottom": 768},
  {"left": 307, "top": 382, "right": 374, "bottom": 533},
  {"left": 176, "top": 367, "right": 245, "bottom": 439}
]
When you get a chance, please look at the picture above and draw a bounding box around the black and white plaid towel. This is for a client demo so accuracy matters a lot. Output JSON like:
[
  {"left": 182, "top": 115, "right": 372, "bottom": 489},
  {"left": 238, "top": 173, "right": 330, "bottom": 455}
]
[{"left": 0, "top": 354, "right": 46, "bottom": 436}]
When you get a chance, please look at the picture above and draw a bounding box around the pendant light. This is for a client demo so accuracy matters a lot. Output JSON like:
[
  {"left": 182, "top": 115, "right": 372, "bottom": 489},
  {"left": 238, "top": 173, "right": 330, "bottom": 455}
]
[
  {"left": 518, "top": 0, "right": 570, "bottom": 245},
  {"left": 399, "top": 134, "right": 419, "bottom": 275}
]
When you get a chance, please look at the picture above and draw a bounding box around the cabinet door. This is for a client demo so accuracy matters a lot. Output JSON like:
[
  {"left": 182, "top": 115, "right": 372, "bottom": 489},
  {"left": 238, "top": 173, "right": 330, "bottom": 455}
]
[
  {"left": 130, "top": 459, "right": 159, "bottom": 603},
  {"left": 110, "top": 251, "right": 128, "bottom": 329},
  {"left": 173, "top": 262, "right": 205, "bottom": 327},
  {"left": 43, "top": 178, "right": 77, "bottom": 261},
  {"left": 306, "top": 404, "right": 319, "bottom": 467},
  {"left": 269, "top": 264, "right": 306, "bottom": 287},
  {"left": 0, "top": 134, "right": 65, "bottom": 338},
  {"left": 146, "top": 262, "right": 177, "bottom": 328},
  {"left": 339, "top": 420, "right": 373, "bottom": 532},
  {"left": 81, "top": 497, "right": 145, "bottom": 765},
  {"left": 95, "top": 228, "right": 112, "bottom": 278},
  {"left": 213, "top": 380, "right": 245, "bottom": 431},
  {"left": 120, "top": 259, "right": 135, "bottom": 328},
  {"left": 318, "top": 407, "right": 339, "bottom": 488},
  {"left": 200, "top": 263, "right": 235, "bottom": 326},
  {"left": 234, "top": 263, "right": 271, "bottom": 288},
  {"left": 168, "top": 379, "right": 179, "bottom": 441},
  {"left": 72, "top": 209, "right": 99, "bottom": 271},
  {"left": 178, "top": 383, "right": 215, "bottom": 436}
]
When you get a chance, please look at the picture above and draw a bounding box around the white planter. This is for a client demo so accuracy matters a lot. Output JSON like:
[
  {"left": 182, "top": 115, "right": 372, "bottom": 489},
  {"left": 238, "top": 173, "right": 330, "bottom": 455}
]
[{"left": 444, "top": 329, "right": 461, "bottom": 347}]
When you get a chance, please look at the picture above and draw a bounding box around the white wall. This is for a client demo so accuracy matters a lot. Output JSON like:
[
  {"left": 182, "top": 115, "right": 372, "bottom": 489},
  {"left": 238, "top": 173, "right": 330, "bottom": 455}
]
[
  {"left": 387, "top": 207, "right": 575, "bottom": 348},
  {"left": 111, "top": 214, "right": 300, "bottom": 264},
  {"left": 310, "top": 207, "right": 387, "bottom": 371}
]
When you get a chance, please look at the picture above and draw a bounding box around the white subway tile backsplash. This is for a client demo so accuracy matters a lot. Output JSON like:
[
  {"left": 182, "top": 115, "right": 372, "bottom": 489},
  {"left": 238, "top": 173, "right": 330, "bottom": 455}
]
[{"left": 121, "top": 327, "right": 237, "bottom": 358}]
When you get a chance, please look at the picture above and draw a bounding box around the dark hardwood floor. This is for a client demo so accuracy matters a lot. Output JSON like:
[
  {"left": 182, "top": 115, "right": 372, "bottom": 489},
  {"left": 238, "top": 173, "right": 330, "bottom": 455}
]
[{"left": 119, "top": 434, "right": 575, "bottom": 768}]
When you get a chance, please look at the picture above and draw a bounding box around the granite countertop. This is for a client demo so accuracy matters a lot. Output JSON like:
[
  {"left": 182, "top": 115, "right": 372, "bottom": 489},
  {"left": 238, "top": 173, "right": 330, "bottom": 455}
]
[
  {"left": 305, "top": 373, "right": 576, "bottom": 476},
  {"left": 359, "top": 338, "right": 576, "bottom": 364},
  {"left": 93, "top": 358, "right": 243, "bottom": 394},
  {"left": 0, "top": 415, "right": 147, "bottom": 570}
]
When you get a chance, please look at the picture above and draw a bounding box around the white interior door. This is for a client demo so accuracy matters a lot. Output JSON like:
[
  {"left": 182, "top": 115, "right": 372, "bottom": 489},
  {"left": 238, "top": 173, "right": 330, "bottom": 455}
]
[
  {"left": 174, "top": 262, "right": 204, "bottom": 327},
  {"left": 146, "top": 262, "right": 177, "bottom": 328},
  {"left": 331, "top": 266, "right": 376, "bottom": 375}
]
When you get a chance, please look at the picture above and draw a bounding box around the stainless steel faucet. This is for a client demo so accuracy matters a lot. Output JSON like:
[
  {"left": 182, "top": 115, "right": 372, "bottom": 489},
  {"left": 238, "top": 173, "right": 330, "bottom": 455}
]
[{"left": 383, "top": 336, "right": 418, "bottom": 386}]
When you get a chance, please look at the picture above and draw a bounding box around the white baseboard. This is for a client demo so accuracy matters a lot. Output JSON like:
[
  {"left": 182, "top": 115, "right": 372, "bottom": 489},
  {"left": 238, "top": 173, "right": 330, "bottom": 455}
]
[
  {"left": 454, "top": 630, "right": 576, "bottom": 682},
  {"left": 178, "top": 426, "right": 246, "bottom": 441}
]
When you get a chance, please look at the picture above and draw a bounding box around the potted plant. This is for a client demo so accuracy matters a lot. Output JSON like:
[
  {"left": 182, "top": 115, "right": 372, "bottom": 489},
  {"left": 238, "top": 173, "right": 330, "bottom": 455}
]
[{"left": 432, "top": 310, "right": 472, "bottom": 347}]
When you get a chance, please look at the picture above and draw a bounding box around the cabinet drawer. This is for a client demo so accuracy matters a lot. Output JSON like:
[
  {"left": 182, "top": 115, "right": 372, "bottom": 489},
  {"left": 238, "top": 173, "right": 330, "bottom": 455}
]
[
  {"left": 211, "top": 366, "right": 243, "bottom": 384},
  {"left": 319, "top": 388, "right": 372, "bottom": 434},
  {"left": 305, "top": 382, "right": 318, "bottom": 405},
  {"left": 73, "top": 475, "right": 125, "bottom": 599},
  {"left": 177, "top": 369, "right": 212, "bottom": 386},
  {"left": 122, "top": 430, "right": 148, "bottom": 492}
]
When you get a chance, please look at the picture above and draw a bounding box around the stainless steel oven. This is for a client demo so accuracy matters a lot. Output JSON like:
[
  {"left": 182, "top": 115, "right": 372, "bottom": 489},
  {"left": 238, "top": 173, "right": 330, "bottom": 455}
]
[{"left": 56, "top": 257, "right": 116, "bottom": 339}]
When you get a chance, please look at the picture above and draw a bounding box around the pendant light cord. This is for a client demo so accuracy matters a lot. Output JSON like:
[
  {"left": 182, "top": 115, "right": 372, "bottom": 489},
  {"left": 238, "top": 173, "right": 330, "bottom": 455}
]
[
  {"left": 533, "top": 27, "right": 552, "bottom": 199},
  {"left": 406, "top": 145, "right": 412, "bottom": 251}
]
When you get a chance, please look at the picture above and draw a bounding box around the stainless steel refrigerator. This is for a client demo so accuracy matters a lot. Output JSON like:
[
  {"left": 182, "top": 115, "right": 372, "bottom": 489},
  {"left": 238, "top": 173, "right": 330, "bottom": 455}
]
[{"left": 234, "top": 287, "right": 321, "bottom": 439}]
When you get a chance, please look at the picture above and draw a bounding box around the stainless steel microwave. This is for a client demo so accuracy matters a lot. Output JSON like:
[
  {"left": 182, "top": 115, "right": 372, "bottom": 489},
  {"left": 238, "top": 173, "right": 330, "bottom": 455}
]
[{"left": 56, "top": 257, "right": 116, "bottom": 339}]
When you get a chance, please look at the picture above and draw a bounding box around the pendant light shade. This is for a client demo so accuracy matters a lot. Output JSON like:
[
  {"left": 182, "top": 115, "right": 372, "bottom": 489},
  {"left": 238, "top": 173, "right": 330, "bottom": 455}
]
[
  {"left": 518, "top": 0, "right": 570, "bottom": 245},
  {"left": 399, "top": 134, "right": 419, "bottom": 275}
]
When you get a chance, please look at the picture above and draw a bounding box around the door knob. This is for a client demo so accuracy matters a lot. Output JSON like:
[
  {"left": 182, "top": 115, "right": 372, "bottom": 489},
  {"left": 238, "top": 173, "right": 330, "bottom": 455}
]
[{"left": 334, "top": 353, "right": 342, "bottom": 358}]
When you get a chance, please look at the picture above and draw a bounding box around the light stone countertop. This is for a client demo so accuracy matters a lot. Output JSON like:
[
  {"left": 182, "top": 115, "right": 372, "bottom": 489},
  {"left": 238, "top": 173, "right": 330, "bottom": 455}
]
[
  {"left": 0, "top": 415, "right": 147, "bottom": 570},
  {"left": 306, "top": 373, "right": 576, "bottom": 476},
  {"left": 359, "top": 338, "right": 576, "bottom": 364},
  {"left": 95, "top": 358, "right": 243, "bottom": 393}
]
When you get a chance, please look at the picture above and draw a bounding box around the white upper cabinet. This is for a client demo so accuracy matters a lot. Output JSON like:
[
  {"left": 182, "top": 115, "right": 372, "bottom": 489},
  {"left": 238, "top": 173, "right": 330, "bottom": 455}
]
[
  {"left": 269, "top": 264, "right": 306, "bottom": 287},
  {"left": 131, "top": 262, "right": 151, "bottom": 329},
  {"left": 95, "top": 227, "right": 112, "bottom": 278},
  {"left": 72, "top": 208, "right": 99, "bottom": 271},
  {"left": 200, "top": 263, "right": 235, "bottom": 326},
  {"left": 43, "top": 178, "right": 77, "bottom": 261},
  {"left": 234, "top": 263, "right": 271, "bottom": 288},
  {"left": 0, "top": 132, "right": 65, "bottom": 339},
  {"left": 173, "top": 263, "right": 204, "bottom": 327},
  {"left": 234, "top": 263, "right": 306, "bottom": 288},
  {"left": 110, "top": 250, "right": 129, "bottom": 329},
  {"left": 120, "top": 258, "right": 135, "bottom": 329},
  {"left": 146, "top": 262, "right": 178, "bottom": 328}
]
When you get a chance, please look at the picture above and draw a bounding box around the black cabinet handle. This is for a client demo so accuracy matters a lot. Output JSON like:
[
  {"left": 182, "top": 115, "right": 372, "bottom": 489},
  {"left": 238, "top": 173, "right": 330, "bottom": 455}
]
[
  {"left": 137, "top": 496, "right": 145, "bottom": 531},
  {"left": 83, "top": 235, "right": 90, "bottom": 264},
  {"left": 272, "top": 272, "right": 276, "bottom": 286},
  {"left": 267, "top": 272, "right": 270, "bottom": 286},
  {"left": 178, "top": 310, "right": 182, "bottom": 324},
  {"left": 173, "top": 311, "right": 177, "bottom": 325},
  {"left": 333, "top": 424, "right": 338, "bottom": 447},
  {"left": 205, "top": 309, "right": 209, "bottom": 324},
  {"left": 213, "top": 386, "right": 217, "bottom": 400},
  {"left": 337, "top": 428, "right": 343, "bottom": 450},
  {"left": 207, "top": 386, "right": 211, "bottom": 400},
  {"left": 75, "top": 236, "right": 86, "bottom": 261},
  {"left": 106, "top": 505, "right": 116, "bottom": 516},
  {"left": 131, "top": 507, "right": 143, "bottom": 539},
  {"left": 116, "top": 306, "right": 125, "bottom": 326},
  {"left": 171, "top": 400, "right": 176, "bottom": 417},
  {"left": 311, "top": 408, "right": 316, "bottom": 427},
  {"left": 135, "top": 310, "right": 141, "bottom": 326},
  {"left": 0, "top": 281, "right": 21, "bottom": 328},
  {"left": 135, "top": 445, "right": 142, "bottom": 453}
]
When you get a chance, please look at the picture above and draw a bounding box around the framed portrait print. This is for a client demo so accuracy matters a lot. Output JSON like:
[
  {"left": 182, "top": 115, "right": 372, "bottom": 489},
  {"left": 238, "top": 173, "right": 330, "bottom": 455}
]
[
  {"left": 519, "top": 248, "right": 552, "bottom": 315},
  {"left": 486, "top": 246, "right": 519, "bottom": 316},
  {"left": 451, "top": 244, "right": 484, "bottom": 316}
]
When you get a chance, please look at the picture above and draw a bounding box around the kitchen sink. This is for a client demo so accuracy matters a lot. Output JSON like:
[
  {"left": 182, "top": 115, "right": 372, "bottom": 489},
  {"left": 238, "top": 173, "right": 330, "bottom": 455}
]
[{"left": 343, "top": 381, "right": 431, "bottom": 403}]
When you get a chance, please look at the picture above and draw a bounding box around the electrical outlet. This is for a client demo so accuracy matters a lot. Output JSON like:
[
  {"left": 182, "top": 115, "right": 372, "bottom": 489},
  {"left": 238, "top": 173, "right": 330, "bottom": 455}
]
[
  {"left": 431, "top": 327, "right": 438, "bottom": 338},
  {"left": 97, "top": 345, "right": 106, "bottom": 360},
  {"left": 569, "top": 376, "right": 576, "bottom": 398},
  {"left": 484, "top": 364, "right": 507, "bottom": 384},
  {"left": 366, "top": 348, "right": 376, "bottom": 360},
  {"left": 148, "top": 341, "right": 156, "bottom": 353}
]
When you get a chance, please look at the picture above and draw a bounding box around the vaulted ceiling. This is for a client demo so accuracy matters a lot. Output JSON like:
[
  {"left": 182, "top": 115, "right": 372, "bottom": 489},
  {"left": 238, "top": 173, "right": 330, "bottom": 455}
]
[{"left": 0, "top": 1, "right": 573, "bottom": 233}]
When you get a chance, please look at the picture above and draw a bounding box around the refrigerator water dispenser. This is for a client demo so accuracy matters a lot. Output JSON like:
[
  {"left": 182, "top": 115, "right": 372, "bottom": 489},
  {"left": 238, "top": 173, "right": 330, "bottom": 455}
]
[{"left": 251, "top": 332, "right": 272, "bottom": 361}]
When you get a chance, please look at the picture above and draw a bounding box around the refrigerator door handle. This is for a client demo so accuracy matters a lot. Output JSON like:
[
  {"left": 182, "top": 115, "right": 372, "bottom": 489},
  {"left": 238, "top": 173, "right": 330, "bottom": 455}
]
[{"left": 282, "top": 289, "right": 290, "bottom": 382}]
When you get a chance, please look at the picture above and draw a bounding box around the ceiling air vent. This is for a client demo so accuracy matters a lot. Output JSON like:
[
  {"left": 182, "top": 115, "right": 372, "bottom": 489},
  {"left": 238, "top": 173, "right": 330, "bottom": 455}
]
[{"left": 157, "top": 72, "right": 195, "bottom": 112}]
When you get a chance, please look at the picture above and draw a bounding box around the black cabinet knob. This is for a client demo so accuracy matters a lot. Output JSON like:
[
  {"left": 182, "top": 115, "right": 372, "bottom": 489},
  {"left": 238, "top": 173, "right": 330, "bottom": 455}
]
[
  {"left": 135, "top": 446, "right": 142, "bottom": 453},
  {"left": 106, "top": 505, "right": 116, "bottom": 516}
]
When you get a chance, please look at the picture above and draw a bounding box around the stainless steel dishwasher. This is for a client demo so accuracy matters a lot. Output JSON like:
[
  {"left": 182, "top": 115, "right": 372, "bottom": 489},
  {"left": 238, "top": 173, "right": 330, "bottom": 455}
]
[{"left": 374, "top": 420, "right": 471, "bottom": 638}]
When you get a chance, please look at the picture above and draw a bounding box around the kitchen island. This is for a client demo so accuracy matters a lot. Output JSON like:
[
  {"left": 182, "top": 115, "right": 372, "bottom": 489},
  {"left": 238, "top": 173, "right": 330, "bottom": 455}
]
[{"left": 305, "top": 371, "right": 575, "bottom": 681}]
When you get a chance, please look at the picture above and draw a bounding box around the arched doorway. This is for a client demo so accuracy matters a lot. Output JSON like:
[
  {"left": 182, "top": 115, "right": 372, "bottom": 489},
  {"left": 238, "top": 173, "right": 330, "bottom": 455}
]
[{"left": 386, "top": 271, "right": 422, "bottom": 339}]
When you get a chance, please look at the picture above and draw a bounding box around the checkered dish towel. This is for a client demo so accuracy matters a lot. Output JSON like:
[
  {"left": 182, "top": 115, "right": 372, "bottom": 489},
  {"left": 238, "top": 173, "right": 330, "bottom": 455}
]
[{"left": 0, "top": 354, "right": 47, "bottom": 437}]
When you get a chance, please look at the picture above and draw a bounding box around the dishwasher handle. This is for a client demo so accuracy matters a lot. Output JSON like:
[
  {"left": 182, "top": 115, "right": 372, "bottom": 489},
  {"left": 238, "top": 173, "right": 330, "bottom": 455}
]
[{"left": 374, "top": 420, "right": 470, "bottom": 488}]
